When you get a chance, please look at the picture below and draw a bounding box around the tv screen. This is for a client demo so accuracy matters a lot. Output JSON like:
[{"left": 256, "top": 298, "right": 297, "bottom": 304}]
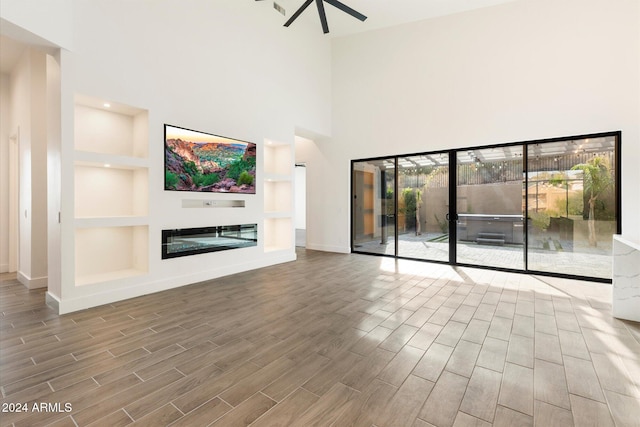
[{"left": 164, "top": 124, "right": 256, "bottom": 194}]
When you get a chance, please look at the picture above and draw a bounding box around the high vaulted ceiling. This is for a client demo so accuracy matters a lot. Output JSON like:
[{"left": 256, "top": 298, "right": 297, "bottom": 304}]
[{"left": 257, "top": 0, "right": 520, "bottom": 36}]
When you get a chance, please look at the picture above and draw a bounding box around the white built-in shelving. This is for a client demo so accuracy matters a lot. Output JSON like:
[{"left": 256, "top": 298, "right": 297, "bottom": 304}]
[
  {"left": 263, "top": 141, "right": 293, "bottom": 253},
  {"left": 73, "top": 95, "right": 149, "bottom": 285}
]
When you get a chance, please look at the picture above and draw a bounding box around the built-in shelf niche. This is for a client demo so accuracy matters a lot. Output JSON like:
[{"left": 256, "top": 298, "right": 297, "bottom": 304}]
[
  {"left": 264, "top": 141, "right": 292, "bottom": 176},
  {"left": 264, "top": 180, "right": 292, "bottom": 214},
  {"left": 74, "top": 95, "right": 148, "bottom": 158},
  {"left": 75, "top": 165, "right": 148, "bottom": 218},
  {"left": 263, "top": 140, "right": 294, "bottom": 253},
  {"left": 74, "top": 94, "right": 150, "bottom": 286},
  {"left": 75, "top": 226, "right": 148, "bottom": 286},
  {"left": 264, "top": 217, "right": 292, "bottom": 252}
]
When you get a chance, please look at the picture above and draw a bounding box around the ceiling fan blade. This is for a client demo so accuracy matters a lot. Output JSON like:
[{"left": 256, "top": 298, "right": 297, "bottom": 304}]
[
  {"left": 315, "top": 0, "right": 329, "bottom": 33},
  {"left": 324, "top": 0, "right": 367, "bottom": 21},
  {"left": 284, "top": 0, "right": 314, "bottom": 27}
]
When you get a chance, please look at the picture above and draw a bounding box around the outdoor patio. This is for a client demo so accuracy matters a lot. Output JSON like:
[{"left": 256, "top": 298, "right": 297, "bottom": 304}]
[{"left": 354, "top": 232, "right": 612, "bottom": 279}]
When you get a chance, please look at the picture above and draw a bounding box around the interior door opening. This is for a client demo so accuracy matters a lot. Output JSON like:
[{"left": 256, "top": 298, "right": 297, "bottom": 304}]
[{"left": 295, "top": 163, "right": 307, "bottom": 247}]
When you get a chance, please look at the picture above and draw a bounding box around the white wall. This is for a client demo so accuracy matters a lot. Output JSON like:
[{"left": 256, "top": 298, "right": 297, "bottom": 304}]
[
  {"left": 294, "top": 166, "right": 307, "bottom": 230},
  {"left": 69, "top": 0, "right": 331, "bottom": 141},
  {"left": 307, "top": 0, "right": 640, "bottom": 253},
  {"left": 9, "top": 48, "right": 49, "bottom": 287},
  {"left": 0, "top": 0, "right": 73, "bottom": 49},
  {"left": 47, "top": 53, "right": 62, "bottom": 298},
  {"left": 48, "top": 0, "right": 331, "bottom": 311},
  {"left": 0, "top": 74, "right": 10, "bottom": 272},
  {"left": 30, "top": 50, "right": 48, "bottom": 286}
]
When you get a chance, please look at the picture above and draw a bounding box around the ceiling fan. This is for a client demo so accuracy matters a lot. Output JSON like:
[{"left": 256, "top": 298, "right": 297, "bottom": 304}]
[{"left": 255, "top": 0, "right": 367, "bottom": 34}]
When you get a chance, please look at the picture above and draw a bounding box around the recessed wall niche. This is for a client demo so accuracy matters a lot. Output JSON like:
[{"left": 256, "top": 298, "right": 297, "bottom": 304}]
[
  {"left": 75, "top": 226, "right": 148, "bottom": 286},
  {"left": 74, "top": 164, "right": 148, "bottom": 218},
  {"left": 73, "top": 94, "right": 150, "bottom": 286},
  {"left": 263, "top": 140, "right": 294, "bottom": 253}
]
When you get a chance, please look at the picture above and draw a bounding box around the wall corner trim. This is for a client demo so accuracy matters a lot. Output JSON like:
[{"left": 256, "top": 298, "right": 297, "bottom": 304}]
[
  {"left": 45, "top": 291, "right": 61, "bottom": 313},
  {"left": 17, "top": 271, "right": 48, "bottom": 289}
]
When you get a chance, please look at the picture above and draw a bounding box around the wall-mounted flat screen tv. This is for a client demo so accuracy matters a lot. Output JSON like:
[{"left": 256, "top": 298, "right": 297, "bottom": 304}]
[{"left": 165, "top": 124, "right": 256, "bottom": 194}]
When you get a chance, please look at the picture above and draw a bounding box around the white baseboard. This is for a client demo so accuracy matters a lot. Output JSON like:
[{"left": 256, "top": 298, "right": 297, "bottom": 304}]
[
  {"left": 305, "top": 243, "right": 350, "bottom": 254},
  {"left": 46, "top": 292, "right": 60, "bottom": 312},
  {"left": 17, "top": 271, "right": 48, "bottom": 289},
  {"left": 57, "top": 252, "right": 297, "bottom": 314},
  {"left": 0, "top": 263, "right": 9, "bottom": 273}
]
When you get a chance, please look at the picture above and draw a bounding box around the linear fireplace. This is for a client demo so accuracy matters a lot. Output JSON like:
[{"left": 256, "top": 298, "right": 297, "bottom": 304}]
[{"left": 161, "top": 224, "right": 257, "bottom": 259}]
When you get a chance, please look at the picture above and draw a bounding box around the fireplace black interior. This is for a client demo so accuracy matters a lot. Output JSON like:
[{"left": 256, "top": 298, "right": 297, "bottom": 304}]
[{"left": 162, "top": 224, "right": 257, "bottom": 259}]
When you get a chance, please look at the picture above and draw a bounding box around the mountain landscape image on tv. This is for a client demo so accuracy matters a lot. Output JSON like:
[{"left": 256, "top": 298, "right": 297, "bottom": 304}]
[{"left": 165, "top": 124, "right": 256, "bottom": 194}]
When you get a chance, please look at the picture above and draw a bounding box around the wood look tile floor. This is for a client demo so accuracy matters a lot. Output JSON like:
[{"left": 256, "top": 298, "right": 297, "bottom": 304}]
[{"left": 1, "top": 249, "right": 640, "bottom": 427}]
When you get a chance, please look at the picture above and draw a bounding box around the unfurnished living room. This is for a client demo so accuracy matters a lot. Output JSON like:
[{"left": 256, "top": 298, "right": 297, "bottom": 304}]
[{"left": 1, "top": 0, "right": 639, "bottom": 426}]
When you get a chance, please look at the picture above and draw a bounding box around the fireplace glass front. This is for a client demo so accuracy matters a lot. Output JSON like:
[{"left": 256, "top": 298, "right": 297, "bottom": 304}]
[{"left": 162, "top": 224, "right": 257, "bottom": 259}]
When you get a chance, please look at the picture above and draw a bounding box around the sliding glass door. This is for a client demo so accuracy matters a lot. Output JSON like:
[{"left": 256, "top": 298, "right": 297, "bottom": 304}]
[
  {"left": 352, "top": 158, "right": 395, "bottom": 256},
  {"left": 456, "top": 146, "right": 525, "bottom": 270},
  {"left": 396, "top": 153, "right": 450, "bottom": 262},
  {"left": 351, "top": 131, "right": 620, "bottom": 282},
  {"left": 526, "top": 135, "right": 617, "bottom": 279}
]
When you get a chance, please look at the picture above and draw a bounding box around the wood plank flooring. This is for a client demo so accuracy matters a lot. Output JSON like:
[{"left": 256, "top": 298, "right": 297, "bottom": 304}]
[{"left": 1, "top": 249, "right": 639, "bottom": 426}]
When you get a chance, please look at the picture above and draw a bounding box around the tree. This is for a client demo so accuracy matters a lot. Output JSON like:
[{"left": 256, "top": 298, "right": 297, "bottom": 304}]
[
  {"left": 399, "top": 188, "right": 416, "bottom": 232},
  {"left": 415, "top": 189, "right": 423, "bottom": 235},
  {"left": 571, "top": 156, "right": 613, "bottom": 247}
]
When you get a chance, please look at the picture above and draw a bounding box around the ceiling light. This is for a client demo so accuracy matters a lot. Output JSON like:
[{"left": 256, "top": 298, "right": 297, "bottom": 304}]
[{"left": 103, "top": 103, "right": 111, "bottom": 108}]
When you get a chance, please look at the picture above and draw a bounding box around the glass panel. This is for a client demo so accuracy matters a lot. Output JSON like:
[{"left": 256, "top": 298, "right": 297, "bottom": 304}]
[
  {"left": 161, "top": 224, "right": 258, "bottom": 259},
  {"left": 397, "top": 153, "right": 449, "bottom": 261},
  {"left": 352, "top": 159, "right": 396, "bottom": 255},
  {"left": 527, "top": 136, "right": 617, "bottom": 279},
  {"left": 456, "top": 146, "right": 525, "bottom": 269}
]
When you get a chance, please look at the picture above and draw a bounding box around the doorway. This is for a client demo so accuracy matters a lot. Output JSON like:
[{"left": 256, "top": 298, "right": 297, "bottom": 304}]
[{"left": 295, "top": 163, "right": 307, "bottom": 247}]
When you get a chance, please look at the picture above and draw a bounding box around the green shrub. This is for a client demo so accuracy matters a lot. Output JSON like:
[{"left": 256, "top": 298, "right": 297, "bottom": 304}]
[
  {"left": 237, "top": 171, "right": 254, "bottom": 186},
  {"left": 386, "top": 188, "right": 394, "bottom": 199},
  {"left": 183, "top": 160, "right": 199, "bottom": 176},
  {"left": 227, "top": 158, "right": 256, "bottom": 180},
  {"left": 552, "top": 192, "right": 584, "bottom": 217},
  {"left": 400, "top": 188, "right": 417, "bottom": 230},
  {"left": 192, "top": 174, "right": 203, "bottom": 187},
  {"left": 203, "top": 173, "right": 220, "bottom": 186},
  {"left": 193, "top": 173, "right": 220, "bottom": 187},
  {"left": 529, "top": 211, "right": 550, "bottom": 231},
  {"left": 165, "top": 171, "right": 179, "bottom": 189}
]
